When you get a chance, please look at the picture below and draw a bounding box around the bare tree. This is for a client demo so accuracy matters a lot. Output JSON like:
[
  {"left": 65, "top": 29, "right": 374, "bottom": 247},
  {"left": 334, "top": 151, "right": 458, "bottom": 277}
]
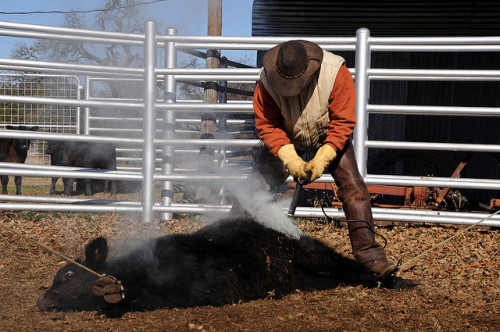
[{"left": 11, "top": 0, "right": 147, "bottom": 99}]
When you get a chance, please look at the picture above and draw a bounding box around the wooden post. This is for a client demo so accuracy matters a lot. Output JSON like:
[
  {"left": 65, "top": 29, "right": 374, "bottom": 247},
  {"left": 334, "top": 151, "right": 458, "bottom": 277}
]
[
  {"left": 196, "top": 0, "right": 222, "bottom": 204},
  {"left": 204, "top": 0, "right": 222, "bottom": 103}
]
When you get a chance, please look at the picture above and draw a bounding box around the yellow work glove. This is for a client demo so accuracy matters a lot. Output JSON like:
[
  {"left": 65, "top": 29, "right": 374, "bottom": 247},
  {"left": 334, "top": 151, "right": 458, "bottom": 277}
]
[
  {"left": 305, "top": 144, "right": 337, "bottom": 182},
  {"left": 277, "top": 144, "right": 307, "bottom": 180}
]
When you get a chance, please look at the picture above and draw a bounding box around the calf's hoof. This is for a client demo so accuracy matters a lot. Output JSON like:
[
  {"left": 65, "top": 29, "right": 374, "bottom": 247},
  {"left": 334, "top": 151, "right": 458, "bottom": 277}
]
[
  {"left": 92, "top": 275, "right": 125, "bottom": 304},
  {"left": 381, "top": 276, "right": 421, "bottom": 290}
]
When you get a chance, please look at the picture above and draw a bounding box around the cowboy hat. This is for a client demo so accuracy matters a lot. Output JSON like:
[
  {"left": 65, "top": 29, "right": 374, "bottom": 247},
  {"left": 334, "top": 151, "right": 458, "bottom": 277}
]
[{"left": 262, "top": 40, "right": 323, "bottom": 97}]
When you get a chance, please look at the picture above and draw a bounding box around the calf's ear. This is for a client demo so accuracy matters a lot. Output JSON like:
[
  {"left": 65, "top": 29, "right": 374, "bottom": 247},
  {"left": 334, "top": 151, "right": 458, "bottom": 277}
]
[
  {"left": 85, "top": 237, "right": 108, "bottom": 269},
  {"left": 30, "top": 126, "right": 40, "bottom": 131},
  {"left": 6, "top": 125, "right": 14, "bottom": 130}
]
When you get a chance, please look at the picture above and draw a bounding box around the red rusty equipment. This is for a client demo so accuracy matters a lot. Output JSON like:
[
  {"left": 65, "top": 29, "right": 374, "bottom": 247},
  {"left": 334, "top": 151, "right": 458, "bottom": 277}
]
[
  {"left": 490, "top": 199, "right": 500, "bottom": 211},
  {"left": 285, "top": 150, "right": 498, "bottom": 212}
]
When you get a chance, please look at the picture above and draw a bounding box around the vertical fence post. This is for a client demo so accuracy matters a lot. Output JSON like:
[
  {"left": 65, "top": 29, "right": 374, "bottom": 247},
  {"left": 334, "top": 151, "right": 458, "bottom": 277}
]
[
  {"left": 161, "top": 27, "right": 177, "bottom": 221},
  {"left": 142, "top": 20, "right": 157, "bottom": 223},
  {"left": 76, "top": 78, "right": 83, "bottom": 135},
  {"left": 83, "top": 76, "right": 90, "bottom": 135},
  {"left": 218, "top": 56, "right": 228, "bottom": 204},
  {"left": 354, "top": 28, "right": 371, "bottom": 178}
]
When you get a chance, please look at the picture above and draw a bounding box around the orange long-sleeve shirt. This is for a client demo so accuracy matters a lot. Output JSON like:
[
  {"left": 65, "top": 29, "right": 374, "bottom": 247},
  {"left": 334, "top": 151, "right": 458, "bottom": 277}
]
[{"left": 253, "top": 64, "right": 356, "bottom": 156}]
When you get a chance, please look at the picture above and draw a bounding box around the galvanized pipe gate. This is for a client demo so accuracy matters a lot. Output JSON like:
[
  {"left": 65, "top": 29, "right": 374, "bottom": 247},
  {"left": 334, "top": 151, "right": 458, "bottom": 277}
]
[{"left": 0, "top": 20, "right": 499, "bottom": 227}]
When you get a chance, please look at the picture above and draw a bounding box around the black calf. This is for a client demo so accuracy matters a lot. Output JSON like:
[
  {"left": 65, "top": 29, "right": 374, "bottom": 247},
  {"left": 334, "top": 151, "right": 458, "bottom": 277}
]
[
  {"left": 0, "top": 125, "right": 39, "bottom": 195},
  {"left": 60, "top": 141, "right": 117, "bottom": 196},
  {"left": 37, "top": 218, "right": 378, "bottom": 313}
]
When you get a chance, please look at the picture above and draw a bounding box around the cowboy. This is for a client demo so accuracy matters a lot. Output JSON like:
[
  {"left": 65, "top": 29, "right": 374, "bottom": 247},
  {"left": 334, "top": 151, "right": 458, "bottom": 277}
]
[{"left": 250, "top": 40, "right": 397, "bottom": 280}]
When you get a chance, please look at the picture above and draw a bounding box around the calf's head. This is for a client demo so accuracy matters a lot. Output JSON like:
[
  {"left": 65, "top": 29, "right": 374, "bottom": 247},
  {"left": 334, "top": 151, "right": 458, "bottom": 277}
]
[
  {"left": 37, "top": 237, "right": 109, "bottom": 311},
  {"left": 46, "top": 140, "right": 63, "bottom": 156},
  {"left": 59, "top": 141, "right": 80, "bottom": 166},
  {"left": 6, "top": 125, "right": 39, "bottom": 151}
]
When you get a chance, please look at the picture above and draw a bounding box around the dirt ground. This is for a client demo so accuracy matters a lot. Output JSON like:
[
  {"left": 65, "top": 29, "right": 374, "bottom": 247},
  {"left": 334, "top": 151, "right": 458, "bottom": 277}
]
[{"left": 0, "top": 179, "right": 499, "bottom": 331}]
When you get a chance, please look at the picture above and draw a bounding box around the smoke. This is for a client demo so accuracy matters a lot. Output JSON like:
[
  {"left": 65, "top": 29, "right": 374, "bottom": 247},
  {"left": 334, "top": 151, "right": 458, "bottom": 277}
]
[{"left": 224, "top": 173, "right": 304, "bottom": 240}]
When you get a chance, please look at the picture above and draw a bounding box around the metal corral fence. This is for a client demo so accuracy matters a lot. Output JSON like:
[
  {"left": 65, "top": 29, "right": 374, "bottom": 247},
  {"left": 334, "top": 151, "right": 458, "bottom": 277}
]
[{"left": 0, "top": 20, "right": 499, "bottom": 227}]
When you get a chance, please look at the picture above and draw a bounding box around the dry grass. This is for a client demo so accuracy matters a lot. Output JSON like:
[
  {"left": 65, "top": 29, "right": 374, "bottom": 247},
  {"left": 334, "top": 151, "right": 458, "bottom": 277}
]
[{"left": 0, "top": 177, "right": 499, "bottom": 331}]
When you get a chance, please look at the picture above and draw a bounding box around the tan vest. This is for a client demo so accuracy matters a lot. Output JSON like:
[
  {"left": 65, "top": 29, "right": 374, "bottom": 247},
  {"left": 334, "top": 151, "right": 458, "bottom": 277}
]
[{"left": 260, "top": 51, "right": 345, "bottom": 151}]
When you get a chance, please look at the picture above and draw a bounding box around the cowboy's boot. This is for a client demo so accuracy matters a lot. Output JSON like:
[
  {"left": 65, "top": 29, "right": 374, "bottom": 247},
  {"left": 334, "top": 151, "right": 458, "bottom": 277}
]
[
  {"left": 347, "top": 218, "right": 398, "bottom": 279},
  {"left": 329, "top": 143, "right": 398, "bottom": 280}
]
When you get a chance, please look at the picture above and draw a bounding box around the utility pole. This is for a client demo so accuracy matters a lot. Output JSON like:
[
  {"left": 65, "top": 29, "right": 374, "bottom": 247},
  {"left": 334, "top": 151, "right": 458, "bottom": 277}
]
[{"left": 196, "top": 0, "right": 222, "bottom": 203}]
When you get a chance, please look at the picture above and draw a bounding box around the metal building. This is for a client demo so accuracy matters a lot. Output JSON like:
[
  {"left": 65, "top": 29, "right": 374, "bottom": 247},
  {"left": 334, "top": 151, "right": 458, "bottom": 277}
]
[{"left": 252, "top": 0, "right": 500, "bottom": 208}]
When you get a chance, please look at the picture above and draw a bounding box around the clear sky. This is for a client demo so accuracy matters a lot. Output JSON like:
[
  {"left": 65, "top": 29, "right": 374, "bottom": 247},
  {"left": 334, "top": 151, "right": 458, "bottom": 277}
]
[{"left": 0, "top": 0, "right": 254, "bottom": 62}]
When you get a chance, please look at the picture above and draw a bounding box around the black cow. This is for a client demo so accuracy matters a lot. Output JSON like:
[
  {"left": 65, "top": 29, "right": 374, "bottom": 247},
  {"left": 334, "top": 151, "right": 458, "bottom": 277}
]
[
  {"left": 0, "top": 125, "right": 39, "bottom": 195},
  {"left": 37, "top": 218, "right": 414, "bottom": 313},
  {"left": 60, "top": 141, "right": 117, "bottom": 196}
]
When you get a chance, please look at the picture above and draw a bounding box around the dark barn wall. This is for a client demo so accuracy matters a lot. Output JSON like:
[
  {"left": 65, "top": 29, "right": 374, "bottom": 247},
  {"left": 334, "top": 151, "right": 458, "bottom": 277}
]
[
  {"left": 252, "top": 0, "right": 500, "bottom": 207},
  {"left": 252, "top": 1, "right": 500, "bottom": 37}
]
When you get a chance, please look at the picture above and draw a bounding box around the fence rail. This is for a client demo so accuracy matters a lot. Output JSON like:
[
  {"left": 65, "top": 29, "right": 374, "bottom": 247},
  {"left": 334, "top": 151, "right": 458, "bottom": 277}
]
[{"left": 0, "top": 20, "right": 498, "bottom": 227}]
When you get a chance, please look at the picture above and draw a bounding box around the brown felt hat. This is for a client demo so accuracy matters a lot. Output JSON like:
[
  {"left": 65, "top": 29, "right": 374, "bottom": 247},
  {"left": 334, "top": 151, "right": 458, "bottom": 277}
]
[{"left": 262, "top": 40, "right": 323, "bottom": 97}]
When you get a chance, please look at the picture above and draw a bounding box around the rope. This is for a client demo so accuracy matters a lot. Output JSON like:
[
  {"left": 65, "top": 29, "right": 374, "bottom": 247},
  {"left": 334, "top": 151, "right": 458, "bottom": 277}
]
[
  {"left": 0, "top": 220, "right": 104, "bottom": 278},
  {"left": 305, "top": 186, "right": 499, "bottom": 271},
  {"left": 461, "top": 262, "right": 500, "bottom": 268},
  {"left": 400, "top": 209, "right": 500, "bottom": 270}
]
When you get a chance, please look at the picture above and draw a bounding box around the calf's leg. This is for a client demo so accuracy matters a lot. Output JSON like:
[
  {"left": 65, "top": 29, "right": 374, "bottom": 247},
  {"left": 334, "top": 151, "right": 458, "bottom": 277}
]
[
  {"left": 84, "top": 179, "right": 92, "bottom": 196},
  {"left": 50, "top": 177, "right": 58, "bottom": 195},
  {"left": 103, "top": 180, "right": 117, "bottom": 195},
  {"left": 1, "top": 175, "right": 8, "bottom": 195},
  {"left": 14, "top": 176, "right": 22, "bottom": 195},
  {"left": 64, "top": 179, "right": 74, "bottom": 196}
]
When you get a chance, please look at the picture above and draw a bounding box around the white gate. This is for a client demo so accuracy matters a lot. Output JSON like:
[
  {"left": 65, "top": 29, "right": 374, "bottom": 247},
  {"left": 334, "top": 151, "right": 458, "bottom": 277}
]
[{"left": 0, "top": 73, "right": 81, "bottom": 164}]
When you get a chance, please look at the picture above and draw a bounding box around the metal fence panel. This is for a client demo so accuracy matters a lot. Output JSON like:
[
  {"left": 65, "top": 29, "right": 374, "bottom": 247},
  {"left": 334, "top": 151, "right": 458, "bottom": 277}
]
[
  {"left": 0, "top": 73, "right": 81, "bottom": 164},
  {"left": 0, "top": 20, "right": 498, "bottom": 226}
]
